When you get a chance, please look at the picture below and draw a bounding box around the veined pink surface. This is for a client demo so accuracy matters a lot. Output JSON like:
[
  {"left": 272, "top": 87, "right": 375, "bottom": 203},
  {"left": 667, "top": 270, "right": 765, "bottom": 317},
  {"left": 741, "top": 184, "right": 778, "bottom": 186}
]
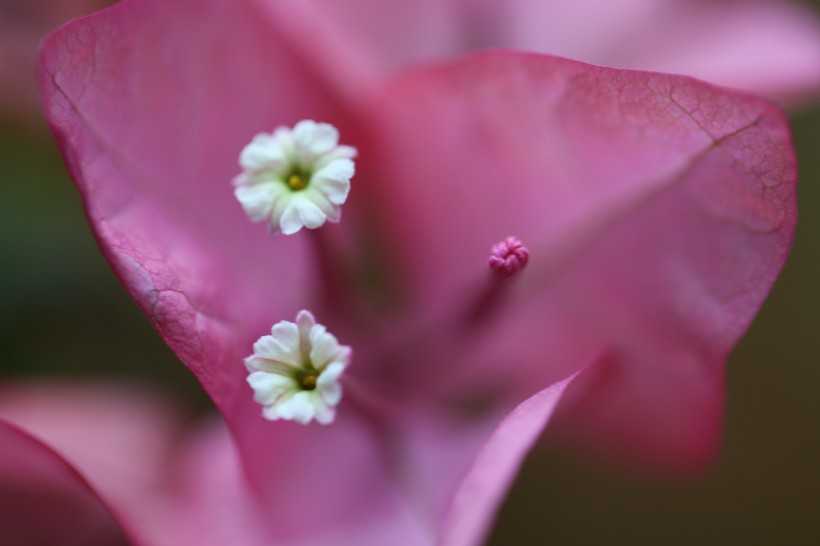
[{"left": 2, "top": 0, "right": 802, "bottom": 543}]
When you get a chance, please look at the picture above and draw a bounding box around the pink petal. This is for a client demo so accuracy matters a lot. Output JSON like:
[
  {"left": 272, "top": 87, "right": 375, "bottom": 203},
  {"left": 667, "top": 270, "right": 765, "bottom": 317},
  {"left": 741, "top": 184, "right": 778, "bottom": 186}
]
[
  {"left": 173, "top": 412, "right": 434, "bottom": 546},
  {"left": 371, "top": 52, "right": 796, "bottom": 471},
  {"left": 0, "top": 377, "right": 569, "bottom": 546},
  {"left": 461, "top": 0, "right": 672, "bottom": 63},
  {"left": 0, "top": 382, "right": 285, "bottom": 546},
  {"left": 305, "top": 0, "right": 820, "bottom": 104},
  {"left": 599, "top": 1, "right": 820, "bottom": 105},
  {"left": 0, "top": 419, "right": 128, "bottom": 545},
  {"left": 304, "top": 0, "right": 463, "bottom": 75},
  {"left": 177, "top": 375, "right": 578, "bottom": 546},
  {"left": 40, "top": 1, "right": 800, "bottom": 541},
  {"left": 439, "top": 376, "right": 576, "bottom": 546},
  {"left": 505, "top": 0, "right": 820, "bottom": 103},
  {"left": 39, "top": 4, "right": 503, "bottom": 542},
  {"left": 227, "top": 396, "right": 434, "bottom": 544},
  {"left": 141, "top": 418, "right": 270, "bottom": 546},
  {"left": 299, "top": 0, "right": 664, "bottom": 74},
  {"left": 38, "top": 0, "right": 370, "bottom": 412},
  {"left": 476, "top": 0, "right": 820, "bottom": 99},
  {"left": 0, "top": 382, "right": 184, "bottom": 545},
  {"left": 547, "top": 352, "right": 723, "bottom": 475}
]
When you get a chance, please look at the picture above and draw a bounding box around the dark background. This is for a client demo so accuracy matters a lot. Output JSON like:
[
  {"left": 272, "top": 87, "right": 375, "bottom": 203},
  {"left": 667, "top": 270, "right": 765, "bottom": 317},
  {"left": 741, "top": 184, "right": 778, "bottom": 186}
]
[{"left": 1, "top": 2, "right": 819, "bottom": 544}]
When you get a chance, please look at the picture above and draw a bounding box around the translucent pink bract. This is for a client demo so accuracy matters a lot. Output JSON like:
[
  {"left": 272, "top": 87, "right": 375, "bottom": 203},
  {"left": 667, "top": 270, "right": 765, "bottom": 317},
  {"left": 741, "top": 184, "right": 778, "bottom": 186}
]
[
  {"left": 309, "top": 0, "right": 820, "bottom": 104},
  {"left": 24, "top": 0, "right": 801, "bottom": 543}
]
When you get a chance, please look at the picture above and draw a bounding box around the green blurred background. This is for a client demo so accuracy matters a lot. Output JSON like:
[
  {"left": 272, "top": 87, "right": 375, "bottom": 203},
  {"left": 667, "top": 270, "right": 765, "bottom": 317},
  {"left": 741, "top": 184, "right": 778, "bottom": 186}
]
[{"left": 1, "top": 1, "right": 819, "bottom": 544}]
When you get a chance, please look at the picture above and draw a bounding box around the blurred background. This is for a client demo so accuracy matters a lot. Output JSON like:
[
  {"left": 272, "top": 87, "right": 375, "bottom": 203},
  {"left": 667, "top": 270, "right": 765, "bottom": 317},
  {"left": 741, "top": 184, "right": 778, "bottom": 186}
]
[{"left": 1, "top": 1, "right": 819, "bottom": 544}]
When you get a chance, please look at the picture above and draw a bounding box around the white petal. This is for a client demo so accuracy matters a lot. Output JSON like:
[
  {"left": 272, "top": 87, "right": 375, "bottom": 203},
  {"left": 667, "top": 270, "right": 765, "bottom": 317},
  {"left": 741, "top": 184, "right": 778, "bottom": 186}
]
[
  {"left": 310, "top": 329, "right": 341, "bottom": 368},
  {"left": 295, "top": 310, "right": 316, "bottom": 329},
  {"left": 239, "top": 132, "right": 289, "bottom": 172},
  {"left": 234, "top": 183, "right": 283, "bottom": 222},
  {"left": 268, "top": 192, "right": 294, "bottom": 234},
  {"left": 244, "top": 356, "right": 296, "bottom": 376},
  {"left": 252, "top": 322, "right": 301, "bottom": 366},
  {"left": 251, "top": 334, "right": 296, "bottom": 365},
  {"left": 311, "top": 393, "right": 336, "bottom": 425},
  {"left": 293, "top": 120, "right": 339, "bottom": 162},
  {"left": 247, "top": 371, "right": 295, "bottom": 405},
  {"left": 278, "top": 202, "right": 306, "bottom": 235},
  {"left": 312, "top": 160, "right": 353, "bottom": 205},
  {"left": 317, "top": 362, "right": 347, "bottom": 386},
  {"left": 278, "top": 196, "right": 329, "bottom": 234},
  {"left": 262, "top": 391, "right": 293, "bottom": 421},
  {"left": 319, "top": 382, "right": 342, "bottom": 408},
  {"left": 231, "top": 172, "right": 250, "bottom": 188},
  {"left": 269, "top": 320, "right": 301, "bottom": 346},
  {"left": 275, "top": 391, "right": 316, "bottom": 424},
  {"left": 296, "top": 310, "right": 315, "bottom": 358},
  {"left": 303, "top": 188, "right": 342, "bottom": 223},
  {"left": 317, "top": 362, "right": 346, "bottom": 407},
  {"left": 314, "top": 157, "right": 355, "bottom": 183},
  {"left": 295, "top": 197, "right": 328, "bottom": 229},
  {"left": 315, "top": 145, "right": 357, "bottom": 169}
]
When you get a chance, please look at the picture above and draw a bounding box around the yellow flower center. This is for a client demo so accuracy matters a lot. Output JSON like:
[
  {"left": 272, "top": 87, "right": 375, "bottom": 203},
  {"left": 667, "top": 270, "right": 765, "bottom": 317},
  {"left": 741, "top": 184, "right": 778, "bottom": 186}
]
[
  {"left": 300, "top": 372, "right": 318, "bottom": 390},
  {"left": 287, "top": 173, "right": 309, "bottom": 191}
]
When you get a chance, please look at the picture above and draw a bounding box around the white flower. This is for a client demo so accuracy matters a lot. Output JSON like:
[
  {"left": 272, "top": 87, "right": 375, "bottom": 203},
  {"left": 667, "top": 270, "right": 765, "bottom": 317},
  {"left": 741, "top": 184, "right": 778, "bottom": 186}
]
[
  {"left": 245, "top": 310, "right": 351, "bottom": 425},
  {"left": 233, "top": 120, "right": 356, "bottom": 235}
]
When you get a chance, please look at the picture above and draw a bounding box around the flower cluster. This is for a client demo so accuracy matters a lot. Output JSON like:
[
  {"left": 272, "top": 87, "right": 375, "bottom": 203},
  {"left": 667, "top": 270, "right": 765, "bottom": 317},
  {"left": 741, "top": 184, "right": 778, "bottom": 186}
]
[{"left": 1, "top": 0, "right": 815, "bottom": 544}]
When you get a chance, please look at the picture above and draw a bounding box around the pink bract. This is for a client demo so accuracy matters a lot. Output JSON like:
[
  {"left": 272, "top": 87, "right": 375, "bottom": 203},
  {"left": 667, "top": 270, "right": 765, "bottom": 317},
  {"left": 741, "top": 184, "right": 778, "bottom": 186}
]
[
  {"left": 308, "top": 0, "right": 820, "bottom": 104},
  {"left": 26, "top": 0, "right": 799, "bottom": 543},
  {"left": 0, "top": 0, "right": 111, "bottom": 119},
  {"left": 0, "top": 420, "right": 127, "bottom": 546}
]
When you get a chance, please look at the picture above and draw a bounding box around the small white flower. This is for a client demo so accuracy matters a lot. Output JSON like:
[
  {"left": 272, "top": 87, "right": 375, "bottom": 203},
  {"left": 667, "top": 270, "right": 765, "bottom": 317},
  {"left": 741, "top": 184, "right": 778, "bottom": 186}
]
[
  {"left": 245, "top": 310, "right": 351, "bottom": 425},
  {"left": 233, "top": 120, "right": 356, "bottom": 235}
]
